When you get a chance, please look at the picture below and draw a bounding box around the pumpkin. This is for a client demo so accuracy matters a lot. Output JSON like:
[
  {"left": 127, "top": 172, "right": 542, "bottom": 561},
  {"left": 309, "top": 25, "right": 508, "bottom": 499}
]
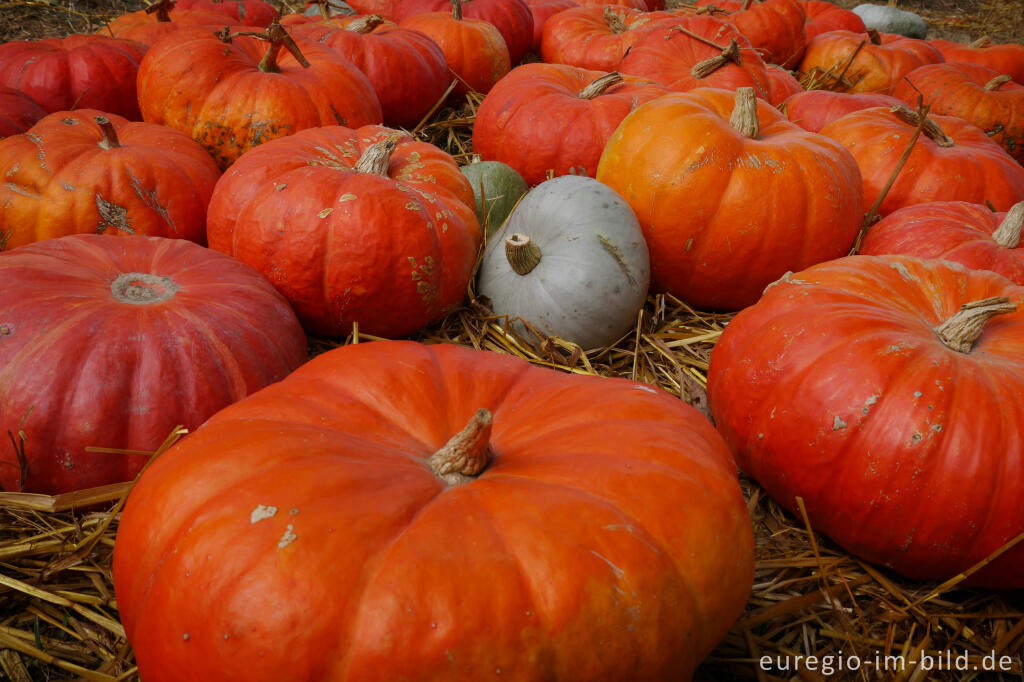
[
  {"left": 477, "top": 175, "right": 650, "bottom": 348},
  {"left": 707, "top": 254, "right": 1024, "bottom": 588},
  {"left": 694, "top": 0, "right": 807, "bottom": 68},
  {"left": 798, "top": 29, "right": 943, "bottom": 94},
  {"left": 852, "top": 3, "right": 926, "bottom": 39},
  {"left": 597, "top": 87, "right": 863, "bottom": 310},
  {"left": 892, "top": 62, "right": 1024, "bottom": 163},
  {"left": 540, "top": 6, "right": 678, "bottom": 72},
  {"left": 289, "top": 16, "right": 449, "bottom": 129},
  {"left": 137, "top": 22, "right": 381, "bottom": 169},
  {"left": 173, "top": 0, "right": 279, "bottom": 26},
  {"left": 0, "top": 233, "right": 307, "bottom": 494},
  {"left": 780, "top": 89, "right": 903, "bottom": 132},
  {"left": 472, "top": 65, "right": 668, "bottom": 186},
  {"left": 112, "top": 339, "right": 755, "bottom": 681},
  {"left": 765, "top": 64, "right": 802, "bottom": 104},
  {"left": 928, "top": 36, "right": 1024, "bottom": 86},
  {"left": 400, "top": 0, "right": 512, "bottom": 98},
  {"left": 819, "top": 105, "right": 1024, "bottom": 216},
  {"left": 460, "top": 158, "right": 529, "bottom": 235},
  {"left": 800, "top": 0, "right": 865, "bottom": 42},
  {"left": 393, "top": 0, "right": 534, "bottom": 64},
  {"left": 524, "top": 0, "right": 578, "bottom": 51},
  {"left": 0, "top": 110, "right": 221, "bottom": 251},
  {"left": 102, "top": 0, "right": 235, "bottom": 46},
  {"left": 861, "top": 201, "right": 1024, "bottom": 285},
  {"left": 617, "top": 16, "right": 772, "bottom": 100},
  {"left": 0, "top": 86, "right": 46, "bottom": 139},
  {"left": 206, "top": 125, "right": 480, "bottom": 338},
  {"left": 0, "top": 34, "right": 147, "bottom": 120}
]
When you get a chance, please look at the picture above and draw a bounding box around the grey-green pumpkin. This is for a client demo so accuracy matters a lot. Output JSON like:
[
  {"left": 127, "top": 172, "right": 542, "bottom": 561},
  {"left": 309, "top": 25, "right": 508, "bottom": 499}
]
[
  {"left": 477, "top": 175, "right": 650, "bottom": 349},
  {"left": 460, "top": 159, "right": 529, "bottom": 236}
]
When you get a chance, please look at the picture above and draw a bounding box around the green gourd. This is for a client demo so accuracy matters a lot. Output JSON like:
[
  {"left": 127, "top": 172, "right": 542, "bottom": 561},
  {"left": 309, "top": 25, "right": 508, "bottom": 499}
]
[{"left": 460, "top": 158, "right": 529, "bottom": 236}]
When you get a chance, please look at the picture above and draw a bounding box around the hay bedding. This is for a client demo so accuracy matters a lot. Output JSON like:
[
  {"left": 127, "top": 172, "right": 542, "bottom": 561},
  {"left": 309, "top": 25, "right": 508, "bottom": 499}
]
[{"left": 1, "top": 1, "right": 1024, "bottom": 680}]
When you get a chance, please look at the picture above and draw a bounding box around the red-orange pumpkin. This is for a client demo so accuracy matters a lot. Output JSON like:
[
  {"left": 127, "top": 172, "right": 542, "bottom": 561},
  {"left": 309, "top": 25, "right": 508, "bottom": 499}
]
[
  {"left": 597, "top": 87, "right": 864, "bottom": 310},
  {"left": 708, "top": 254, "right": 1024, "bottom": 588},
  {"left": 206, "top": 125, "right": 480, "bottom": 337},
  {"left": 764, "top": 64, "right": 802, "bottom": 104},
  {"left": 472, "top": 65, "right": 668, "bottom": 185},
  {"left": 861, "top": 201, "right": 1024, "bottom": 285},
  {"left": 540, "top": 6, "right": 677, "bottom": 72},
  {"left": 173, "top": 0, "right": 279, "bottom": 26},
  {"left": 0, "top": 110, "right": 221, "bottom": 250},
  {"left": 102, "top": 1, "right": 234, "bottom": 46},
  {"left": 113, "top": 339, "right": 755, "bottom": 681},
  {"left": 780, "top": 89, "right": 902, "bottom": 132},
  {"left": 0, "top": 86, "right": 46, "bottom": 139},
  {"left": 524, "top": 0, "right": 578, "bottom": 51},
  {"left": 800, "top": 0, "right": 864, "bottom": 42},
  {"left": 695, "top": 0, "right": 807, "bottom": 68},
  {"left": 819, "top": 105, "right": 1024, "bottom": 216},
  {"left": 0, "top": 234, "right": 307, "bottom": 494},
  {"left": 137, "top": 22, "right": 382, "bottom": 168},
  {"left": 928, "top": 36, "right": 1024, "bottom": 85},
  {"left": 798, "top": 29, "right": 943, "bottom": 94},
  {"left": 394, "top": 0, "right": 534, "bottom": 64}
]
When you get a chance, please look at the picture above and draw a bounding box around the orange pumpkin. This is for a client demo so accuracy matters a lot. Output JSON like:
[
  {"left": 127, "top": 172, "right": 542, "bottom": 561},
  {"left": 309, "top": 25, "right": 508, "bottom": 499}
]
[{"left": 799, "top": 29, "right": 943, "bottom": 94}]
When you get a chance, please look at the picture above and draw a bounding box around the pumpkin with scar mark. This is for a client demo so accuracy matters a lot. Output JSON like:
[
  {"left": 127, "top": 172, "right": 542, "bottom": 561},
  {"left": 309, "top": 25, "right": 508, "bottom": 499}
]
[
  {"left": 0, "top": 110, "right": 221, "bottom": 251},
  {"left": 136, "top": 21, "right": 382, "bottom": 169},
  {"left": 112, "top": 340, "right": 755, "bottom": 682},
  {"left": 206, "top": 125, "right": 480, "bottom": 338}
]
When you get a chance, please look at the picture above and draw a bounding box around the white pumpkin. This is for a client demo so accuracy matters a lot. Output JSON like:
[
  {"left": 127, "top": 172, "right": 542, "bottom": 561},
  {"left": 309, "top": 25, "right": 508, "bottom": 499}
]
[
  {"left": 477, "top": 175, "right": 650, "bottom": 349},
  {"left": 853, "top": 4, "right": 928, "bottom": 39}
]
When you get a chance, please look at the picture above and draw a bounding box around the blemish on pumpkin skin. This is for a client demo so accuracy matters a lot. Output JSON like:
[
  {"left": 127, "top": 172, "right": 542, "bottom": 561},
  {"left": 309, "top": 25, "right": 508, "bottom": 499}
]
[
  {"left": 339, "top": 193, "right": 357, "bottom": 202},
  {"left": 832, "top": 415, "right": 848, "bottom": 431},
  {"left": 278, "top": 524, "right": 297, "bottom": 548},
  {"left": 95, "top": 194, "right": 134, "bottom": 234},
  {"left": 318, "top": 208, "right": 333, "bottom": 218},
  {"left": 597, "top": 234, "right": 637, "bottom": 286},
  {"left": 250, "top": 504, "right": 278, "bottom": 524}
]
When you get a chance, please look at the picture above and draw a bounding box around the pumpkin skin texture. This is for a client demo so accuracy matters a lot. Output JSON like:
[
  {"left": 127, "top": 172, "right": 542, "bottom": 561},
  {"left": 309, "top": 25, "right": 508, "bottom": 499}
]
[
  {"left": 764, "top": 64, "right": 802, "bottom": 105},
  {"left": 136, "top": 25, "right": 382, "bottom": 169},
  {"left": 206, "top": 125, "right": 480, "bottom": 338},
  {"left": 540, "top": 6, "right": 677, "bottom": 72},
  {"left": 928, "top": 37, "right": 1024, "bottom": 86},
  {"left": 597, "top": 87, "right": 863, "bottom": 310},
  {"left": 0, "top": 110, "right": 221, "bottom": 251},
  {"left": 800, "top": 0, "right": 865, "bottom": 42},
  {"left": 394, "top": 0, "right": 534, "bottom": 64},
  {"left": 892, "top": 62, "right": 1024, "bottom": 164},
  {"left": 861, "top": 201, "right": 1024, "bottom": 285},
  {"left": 525, "top": 0, "right": 578, "bottom": 51},
  {"left": 112, "top": 339, "right": 755, "bottom": 682},
  {"left": 477, "top": 175, "right": 650, "bottom": 348},
  {"left": 780, "top": 89, "right": 902, "bottom": 132},
  {"left": 0, "top": 86, "right": 46, "bottom": 139},
  {"left": 0, "top": 234, "right": 307, "bottom": 494},
  {"left": 707, "top": 255, "right": 1024, "bottom": 588},
  {"left": 472, "top": 64, "right": 668, "bottom": 186},
  {"left": 798, "top": 29, "right": 943, "bottom": 94},
  {"left": 173, "top": 0, "right": 279, "bottom": 25},
  {"left": 694, "top": 0, "right": 807, "bottom": 68},
  {"left": 819, "top": 106, "right": 1024, "bottom": 217},
  {"left": 460, "top": 159, "right": 529, "bottom": 235},
  {"left": 0, "top": 35, "right": 147, "bottom": 120},
  {"left": 102, "top": 6, "right": 237, "bottom": 46}
]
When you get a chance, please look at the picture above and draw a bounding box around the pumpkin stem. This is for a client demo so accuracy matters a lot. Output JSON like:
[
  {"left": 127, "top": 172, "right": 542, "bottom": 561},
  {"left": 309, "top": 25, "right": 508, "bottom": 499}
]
[
  {"left": 579, "top": 72, "right": 623, "bottom": 99},
  {"left": 867, "top": 28, "right": 881, "bottom": 45},
  {"left": 934, "top": 296, "right": 1017, "bottom": 353},
  {"left": 451, "top": 0, "right": 463, "bottom": 21},
  {"left": 251, "top": 20, "right": 310, "bottom": 73},
  {"left": 505, "top": 233, "right": 542, "bottom": 275},
  {"left": 890, "top": 105, "right": 955, "bottom": 148},
  {"left": 992, "top": 202, "right": 1024, "bottom": 248},
  {"left": 691, "top": 38, "right": 741, "bottom": 79},
  {"left": 355, "top": 136, "right": 399, "bottom": 176},
  {"left": 970, "top": 35, "right": 992, "bottom": 48},
  {"left": 984, "top": 74, "right": 1012, "bottom": 91},
  {"left": 315, "top": 0, "right": 332, "bottom": 19},
  {"left": 95, "top": 116, "right": 121, "bottom": 150},
  {"left": 669, "top": 24, "right": 726, "bottom": 51},
  {"left": 111, "top": 273, "right": 181, "bottom": 304},
  {"left": 144, "top": 0, "right": 175, "bottom": 22},
  {"left": 346, "top": 13, "right": 385, "bottom": 33},
  {"left": 741, "top": 0, "right": 754, "bottom": 9},
  {"left": 729, "top": 87, "right": 759, "bottom": 139},
  {"left": 427, "top": 408, "right": 493, "bottom": 486},
  {"left": 695, "top": 4, "right": 728, "bottom": 14},
  {"left": 603, "top": 6, "right": 627, "bottom": 33}
]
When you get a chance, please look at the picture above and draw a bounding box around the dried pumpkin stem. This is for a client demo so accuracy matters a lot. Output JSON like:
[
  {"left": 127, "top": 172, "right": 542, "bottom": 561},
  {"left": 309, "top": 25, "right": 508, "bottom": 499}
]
[
  {"left": 315, "top": 0, "right": 331, "bottom": 19},
  {"left": 832, "top": 39, "right": 866, "bottom": 91},
  {"left": 145, "top": 0, "right": 175, "bottom": 21},
  {"left": 505, "top": 233, "right": 542, "bottom": 275},
  {"left": 603, "top": 6, "right": 627, "bottom": 33},
  {"left": 890, "top": 105, "right": 955, "bottom": 148},
  {"left": 347, "top": 14, "right": 386, "bottom": 33},
  {"left": 691, "top": 38, "right": 741, "bottom": 79},
  {"left": 984, "top": 74, "right": 1012, "bottom": 91},
  {"left": 94, "top": 116, "right": 121, "bottom": 150},
  {"left": 670, "top": 24, "right": 726, "bottom": 51},
  {"left": 579, "top": 72, "right": 623, "bottom": 99},
  {"left": 729, "top": 87, "right": 759, "bottom": 138},
  {"left": 970, "top": 35, "right": 992, "bottom": 48},
  {"left": 866, "top": 28, "right": 881, "bottom": 45},
  {"left": 695, "top": 4, "right": 728, "bottom": 14},
  {"left": 451, "top": 0, "right": 463, "bottom": 21},
  {"left": 741, "top": 0, "right": 754, "bottom": 9},
  {"left": 427, "top": 409, "right": 493, "bottom": 486},
  {"left": 992, "top": 202, "right": 1024, "bottom": 248},
  {"left": 934, "top": 297, "right": 1017, "bottom": 353},
  {"left": 355, "top": 137, "right": 399, "bottom": 176}
]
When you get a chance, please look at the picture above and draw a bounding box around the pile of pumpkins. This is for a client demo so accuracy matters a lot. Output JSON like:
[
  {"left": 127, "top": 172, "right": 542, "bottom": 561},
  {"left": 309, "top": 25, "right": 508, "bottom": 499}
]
[{"left": 1, "top": 0, "right": 1023, "bottom": 678}]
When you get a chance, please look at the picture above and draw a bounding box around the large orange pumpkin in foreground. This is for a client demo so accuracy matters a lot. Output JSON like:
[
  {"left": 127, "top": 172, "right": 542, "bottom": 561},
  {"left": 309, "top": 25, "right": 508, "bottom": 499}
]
[
  {"left": 708, "top": 255, "right": 1024, "bottom": 588},
  {"left": 113, "top": 340, "right": 755, "bottom": 682}
]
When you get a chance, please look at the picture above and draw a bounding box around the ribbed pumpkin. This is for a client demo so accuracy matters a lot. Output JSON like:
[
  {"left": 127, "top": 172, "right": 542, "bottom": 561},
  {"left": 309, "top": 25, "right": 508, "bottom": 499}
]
[
  {"left": 540, "top": 6, "right": 678, "bottom": 72},
  {"left": 597, "top": 87, "right": 863, "bottom": 310},
  {"left": 0, "top": 86, "right": 46, "bottom": 139},
  {"left": 861, "top": 201, "right": 1024, "bottom": 285},
  {"left": 708, "top": 254, "right": 1024, "bottom": 588},
  {"left": 0, "top": 234, "right": 307, "bottom": 494},
  {"left": 473, "top": 65, "right": 668, "bottom": 185},
  {"left": 798, "top": 29, "right": 943, "bottom": 94},
  {"left": 0, "top": 110, "right": 220, "bottom": 251},
  {"left": 928, "top": 36, "right": 1024, "bottom": 85},
  {"left": 290, "top": 16, "right": 449, "bottom": 128},
  {"left": 113, "top": 339, "right": 755, "bottom": 682},
  {"left": 102, "top": 1, "right": 234, "bottom": 46},
  {"left": 394, "top": 0, "right": 534, "bottom": 64},
  {"left": 137, "top": 22, "right": 382, "bottom": 169},
  {"left": 206, "top": 125, "right": 480, "bottom": 337},
  {"left": 0, "top": 35, "right": 147, "bottom": 120},
  {"left": 173, "top": 0, "right": 279, "bottom": 25},
  {"left": 800, "top": 0, "right": 865, "bottom": 42},
  {"left": 524, "top": 0, "right": 578, "bottom": 51},
  {"left": 694, "top": 0, "right": 807, "bottom": 67},
  {"left": 764, "top": 64, "right": 802, "bottom": 104},
  {"left": 780, "top": 89, "right": 903, "bottom": 132},
  {"left": 819, "top": 105, "right": 1024, "bottom": 216},
  {"left": 892, "top": 62, "right": 1024, "bottom": 164},
  {"left": 400, "top": 0, "right": 512, "bottom": 97},
  {"left": 617, "top": 16, "right": 772, "bottom": 99}
]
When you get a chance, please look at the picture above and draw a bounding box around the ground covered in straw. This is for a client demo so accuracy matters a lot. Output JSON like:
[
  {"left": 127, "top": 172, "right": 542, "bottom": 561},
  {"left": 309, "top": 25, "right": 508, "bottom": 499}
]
[{"left": 1, "top": 1, "right": 1023, "bottom": 680}]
